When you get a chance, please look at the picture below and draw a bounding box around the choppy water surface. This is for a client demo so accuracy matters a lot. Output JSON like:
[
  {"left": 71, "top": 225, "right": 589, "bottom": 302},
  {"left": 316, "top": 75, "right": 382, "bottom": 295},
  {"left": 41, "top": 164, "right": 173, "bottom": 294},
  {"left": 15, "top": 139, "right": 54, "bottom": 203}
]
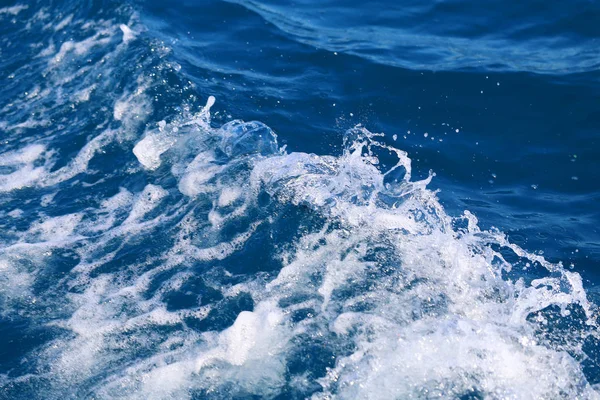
[{"left": 0, "top": 0, "right": 599, "bottom": 399}]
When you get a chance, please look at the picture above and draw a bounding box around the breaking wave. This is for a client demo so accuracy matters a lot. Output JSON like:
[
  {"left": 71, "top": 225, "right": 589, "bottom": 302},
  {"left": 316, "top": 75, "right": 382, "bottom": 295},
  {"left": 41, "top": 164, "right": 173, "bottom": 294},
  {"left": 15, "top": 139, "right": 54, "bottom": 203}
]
[{"left": 0, "top": 1, "right": 598, "bottom": 399}]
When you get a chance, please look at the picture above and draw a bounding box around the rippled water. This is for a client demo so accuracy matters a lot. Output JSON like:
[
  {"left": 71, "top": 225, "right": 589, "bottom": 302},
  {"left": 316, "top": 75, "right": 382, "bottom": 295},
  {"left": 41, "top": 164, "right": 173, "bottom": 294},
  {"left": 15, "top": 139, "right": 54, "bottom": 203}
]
[{"left": 1, "top": 0, "right": 599, "bottom": 399}]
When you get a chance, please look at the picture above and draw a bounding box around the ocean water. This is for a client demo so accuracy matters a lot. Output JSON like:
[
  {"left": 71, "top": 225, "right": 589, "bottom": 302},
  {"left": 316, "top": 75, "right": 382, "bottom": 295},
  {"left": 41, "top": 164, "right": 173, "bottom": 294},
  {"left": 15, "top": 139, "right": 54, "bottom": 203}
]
[{"left": 0, "top": 0, "right": 599, "bottom": 398}]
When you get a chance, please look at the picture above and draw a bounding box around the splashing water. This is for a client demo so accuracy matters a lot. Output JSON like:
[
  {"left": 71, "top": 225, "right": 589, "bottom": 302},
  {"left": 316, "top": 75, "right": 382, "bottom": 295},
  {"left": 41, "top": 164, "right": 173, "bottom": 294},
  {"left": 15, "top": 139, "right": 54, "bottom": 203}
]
[
  {"left": 0, "top": 2, "right": 599, "bottom": 399},
  {"left": 3, "top": 94, "right": 598, "bottom": 398}
]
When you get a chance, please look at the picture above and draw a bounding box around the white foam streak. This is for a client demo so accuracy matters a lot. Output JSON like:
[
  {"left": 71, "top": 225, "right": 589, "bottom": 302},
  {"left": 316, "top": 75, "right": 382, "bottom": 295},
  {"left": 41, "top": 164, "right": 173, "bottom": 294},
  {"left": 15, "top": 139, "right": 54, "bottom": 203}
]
[
  {"left": 0, "top": 144, "right": 49, "bottom": 191},
  {"left": 0, "top": 4, "right": 28, "bottom": 16}
]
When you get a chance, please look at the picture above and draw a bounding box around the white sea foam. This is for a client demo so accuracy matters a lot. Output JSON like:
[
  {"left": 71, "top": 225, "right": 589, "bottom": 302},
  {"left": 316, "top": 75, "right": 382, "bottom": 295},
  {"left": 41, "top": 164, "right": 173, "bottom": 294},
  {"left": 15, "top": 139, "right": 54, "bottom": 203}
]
[
  {"left": 123, "top": 184, "right": 168, "bottom": 224},
  {"left": 51, "top": 33, "right": 112, "bottom": 64},
  {"left": 0, "top": 144, "right": 50, "bottom": 192},
  {"left": 7, "top": 209, "right": 24, "bottom": 218},
  {"left": 0, "top": 144, "right": 46, "bottom": 165},
  {"left": 27, "top": 213, "right": 82, "bottom": 242},
  {"left": 72, "top": 84, "right": 96, "bottom": 103},
  {"left": 218, "top": 187, "right": 242, "bottom": 207},
  {"left": 0, "top": 4, "right": 28, "bottom": 16},
  {"left": 177, "top": 151, "right": 223, "bottom": 196},
  {"left": 119, "top": 24, "right": 136, "bottom": 43},
  {"left": 0, "top": 88, "right": 597, "bottom": 399},
  {"left": 1, "top": 9, "right": 598, "bottom": 395},
  {"left": 53, "top": 14, "right": 73, "bottom": 31},
  {"left": 33, "top": 101, "right": 588, "bottom": 399}
]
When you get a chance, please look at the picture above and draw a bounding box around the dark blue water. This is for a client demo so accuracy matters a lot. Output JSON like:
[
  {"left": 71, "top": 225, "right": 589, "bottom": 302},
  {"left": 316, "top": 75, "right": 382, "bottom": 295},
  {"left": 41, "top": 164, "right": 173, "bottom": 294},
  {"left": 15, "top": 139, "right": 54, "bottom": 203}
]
[{"left": 1, "top": 0, "right": 599, "bottom": 398}]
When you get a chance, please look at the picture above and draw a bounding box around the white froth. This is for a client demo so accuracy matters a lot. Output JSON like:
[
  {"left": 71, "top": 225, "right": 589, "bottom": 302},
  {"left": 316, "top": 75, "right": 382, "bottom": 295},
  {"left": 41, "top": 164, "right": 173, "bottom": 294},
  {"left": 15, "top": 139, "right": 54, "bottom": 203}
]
[
  {"left": 185, "top": 222, "right": 261, "bottom": 261},
  {"left": 119, "top": 24, "right": 136, "bottom": 43},
  {"left": 0, "top": 258, "right": 35, "bottom": 307},
  {"left": 113, "top": 91, "right": 152, "bottom": 129},
  {"left": 133, "top": 132, "right": 176, "bottom": 170},
  {"left": 0, "top": 4, "right": 28, "bottom": 16},
  {"left": 0, "top": 165, "right": 44, "bottom": 192},
  {"left": 0, "top": 144, "right": 46, "bottom": 165},
  {"left": 54, "top": 14, "right": 73, "bottom": 31},
  {"left": 178, "top": 152, "right": 222, "bottom": 196},
  {"left": 43, "top": 129, "right": 117, "bottom": 187},
  {"left": 2, "top": 114, "right": 598, "bottom": 399},
  {"left": 124, "top": 184, "right": 168, "bottom": 224},
  {"left": 50, "top": 26, "right": 114, "bottom": 65},
  {"left": 28, "top": 213, "right": 82, "bottom": 242},
  {"left": 1, "top": 52, "right": 596, "bottom": 399},
  {"left": 101, "top": 188, "right": 135, "bottom": 211},
  {"left": 192, "top": 302, "right": 289, "bottom": 395},
  {"left": 37, "top": 41, "right": 56, "bottom": 57},
  {"left": 0, "top": 144, "right": 49, "bottom": 192},
  {"left": 218, "top": 187, "right": 242, "bottom": 207},
  {"left": 73, "top": 84, "right": 96, "bottom": 103},
  {"left": 8, "top": 117, "right": 51, "bottom": 131},
  {"left": 7, "top": 209, "right": 24, "bottom": 218},
  {"left": 113, "top": 100, "right": 130, "bottom": 121}
]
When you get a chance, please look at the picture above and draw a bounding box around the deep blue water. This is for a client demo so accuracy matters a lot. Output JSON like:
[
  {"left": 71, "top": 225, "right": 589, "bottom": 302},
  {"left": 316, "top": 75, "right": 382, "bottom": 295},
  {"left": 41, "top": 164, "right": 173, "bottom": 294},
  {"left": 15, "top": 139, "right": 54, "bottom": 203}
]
[{"left": 0, "top": 0, "right": 599, "bottom": 398}]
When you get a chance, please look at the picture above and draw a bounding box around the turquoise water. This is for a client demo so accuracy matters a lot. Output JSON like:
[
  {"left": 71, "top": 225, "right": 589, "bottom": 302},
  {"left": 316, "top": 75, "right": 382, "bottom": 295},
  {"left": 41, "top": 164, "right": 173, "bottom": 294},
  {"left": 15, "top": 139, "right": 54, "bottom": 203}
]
[{"left": 0, "top": 0, "right": 599, "bottom": 398}]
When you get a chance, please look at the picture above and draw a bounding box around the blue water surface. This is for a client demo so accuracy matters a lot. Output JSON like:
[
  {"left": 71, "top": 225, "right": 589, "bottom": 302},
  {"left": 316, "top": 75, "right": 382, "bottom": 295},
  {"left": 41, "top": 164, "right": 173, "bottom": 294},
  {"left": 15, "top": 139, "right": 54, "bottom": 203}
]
[{"left": 0, "top": 0, "right": 599, "bottom": 398}]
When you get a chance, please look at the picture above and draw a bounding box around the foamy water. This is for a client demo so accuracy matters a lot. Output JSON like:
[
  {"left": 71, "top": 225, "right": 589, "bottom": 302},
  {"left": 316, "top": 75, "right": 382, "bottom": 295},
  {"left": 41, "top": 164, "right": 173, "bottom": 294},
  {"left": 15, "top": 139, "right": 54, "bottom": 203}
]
[{"left": 1, "top": 1, "right": 599, "bottom": 399}]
